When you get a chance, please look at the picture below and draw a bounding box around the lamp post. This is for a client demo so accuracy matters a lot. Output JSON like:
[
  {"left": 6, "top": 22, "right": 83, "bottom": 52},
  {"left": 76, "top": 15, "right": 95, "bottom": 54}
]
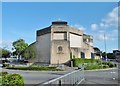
[{"left": 104, "top": 33, "right": 107, "bottom": 62}]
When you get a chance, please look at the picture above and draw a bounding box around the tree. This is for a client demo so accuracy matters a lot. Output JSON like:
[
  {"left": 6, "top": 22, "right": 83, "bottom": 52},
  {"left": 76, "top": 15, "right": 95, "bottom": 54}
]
[
  {"left": 0, "top": 48, "right": 11, "bottom": 58},
  {"left": 102, "top": 52, "right": 106, "bottom": 59},
  {"left": 94, "top": 47, "right": 100, "bottom": 52},
  {"left": 0, "top": 48, "right": 2, "bottom": 58},
  {"left": 22, "top": 42, "right": 36, "bottom": 60},
  {"left": 107, "top": 53, "right": 116, "bottom": 59},
  {"left": 94, "top": 47, "right": 102, "bottom": 56},
  {"left": 12, "top": 39, "right": 28, "bottom": 59}
]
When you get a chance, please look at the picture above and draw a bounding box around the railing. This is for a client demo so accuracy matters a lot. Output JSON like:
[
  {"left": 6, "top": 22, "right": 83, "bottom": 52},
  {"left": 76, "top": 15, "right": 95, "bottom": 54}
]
[
  {"left": 41, "top": 67, "right": 84, "bottom": 86},
  {"left": 118, "top": 63, "right": 120, "bottom": 84}
]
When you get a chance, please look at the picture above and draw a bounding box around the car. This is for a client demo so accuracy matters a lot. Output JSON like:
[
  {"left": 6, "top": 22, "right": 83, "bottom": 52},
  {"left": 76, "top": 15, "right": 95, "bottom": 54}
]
[
  {"left": 116, "top": 59, "right": 120, "bottom": 62},
  {"left": 24, "top": 60, "right": 29, "bottom": 63}
]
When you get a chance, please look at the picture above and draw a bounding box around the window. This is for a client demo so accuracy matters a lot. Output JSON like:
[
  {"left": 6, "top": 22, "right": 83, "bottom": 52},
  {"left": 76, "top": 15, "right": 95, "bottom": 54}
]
[
  {"left": 53, "top": 32, "right": 67, "bottom": 40},
  {"left": 83, "top": 39, "right": 86, "bottom": 42},
  {"left": 58, "top": 46, "right": 63, "bottom": 52},
  {"left": 91, "top": 53, "right": 94, "bottom": 59},
  {"left": 90, "top": 39, "right": 93, "bottom": 42},
  {"left": 81, "top": 52, "right": 85, "bottom": 58}
]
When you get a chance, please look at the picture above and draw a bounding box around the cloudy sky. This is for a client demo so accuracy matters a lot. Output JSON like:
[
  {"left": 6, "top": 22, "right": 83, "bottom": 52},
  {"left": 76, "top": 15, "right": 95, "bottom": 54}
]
[{"left": 1, "top": 2, "right": 119, "bottom": 52}]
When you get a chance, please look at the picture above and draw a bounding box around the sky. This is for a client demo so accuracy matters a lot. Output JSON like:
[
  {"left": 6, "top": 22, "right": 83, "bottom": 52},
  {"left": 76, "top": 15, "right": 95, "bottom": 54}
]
[{"left": 1, "top": 2, "right": 119, "bottom": 53}]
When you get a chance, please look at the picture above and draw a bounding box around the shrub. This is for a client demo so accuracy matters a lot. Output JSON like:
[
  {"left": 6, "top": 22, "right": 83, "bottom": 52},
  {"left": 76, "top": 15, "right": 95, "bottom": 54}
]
[
  {"left": 102, "top": 62, "right": 116, "bottom": 68},
  {"left": 70, "top": 52, "right": 72, "bottom": 60},
  {"left": 102, "top": 65, "right": 109, "bottom": 69},
  {"left": 1, "top": 72, "right": 24, "bottom": 86},
  {"left": 107, "top": 62, "right": 114, "bottom": 68},
  {"left": 96, "top": 59, "right": 102, "bottom": 64},
  {"left": 114, "top": 64, "right": 117, "bottom": 67},
  {"left": 0, "top": 72, "right": 8, "bottom": 76},
  {"left": 102, "top": 62, "right": 107, "bottom": 65},
  {"left": 2, "top": 63, "right": 10, "bottom": 68},
  {"left": 0, "top": 76, "right": 1, "bottom": 85},
  {"left": 73, "top": 55, "right": 75, "bottom": 59}
]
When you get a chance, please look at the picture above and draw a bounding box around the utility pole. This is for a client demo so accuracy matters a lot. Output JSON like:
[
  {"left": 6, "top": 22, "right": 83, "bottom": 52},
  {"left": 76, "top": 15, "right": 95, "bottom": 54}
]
[{"left": 104, "top": 33, "right": 107, "bottom": 62}]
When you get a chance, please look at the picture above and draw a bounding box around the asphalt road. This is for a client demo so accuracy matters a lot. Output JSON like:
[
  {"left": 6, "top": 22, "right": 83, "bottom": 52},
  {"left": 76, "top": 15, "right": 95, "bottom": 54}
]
[
  {"left": 82, "top": 68, "right": 119, "bottom": 84},
  {"left": 1, "top": 67, "right": 119, "bottom": 85},
  {"left": 1, "top": 67, "right": 75, "bottom": 85}
]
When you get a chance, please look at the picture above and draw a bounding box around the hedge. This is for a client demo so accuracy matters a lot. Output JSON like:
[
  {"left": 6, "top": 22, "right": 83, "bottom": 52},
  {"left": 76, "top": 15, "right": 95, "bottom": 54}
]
[
  {"left": 84, "top": 64, "right": 100, "bottom": 70},
  {"left": 72, "top": 58, "right": 101, "bottom": 67},
  {"left": 6, "top": 66, "right": 62, "bottom": 71},
  {"left": 72, "top": 58, "right": 117, "bottom": 70},
  {"left": 1, "top": 72, "right": 24, "bottom": 86}
]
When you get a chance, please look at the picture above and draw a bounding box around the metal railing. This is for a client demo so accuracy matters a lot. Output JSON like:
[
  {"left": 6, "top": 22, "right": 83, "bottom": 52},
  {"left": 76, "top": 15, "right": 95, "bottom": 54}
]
[{"left": 41, "top": 67, "right": 84, "bottom": 86}]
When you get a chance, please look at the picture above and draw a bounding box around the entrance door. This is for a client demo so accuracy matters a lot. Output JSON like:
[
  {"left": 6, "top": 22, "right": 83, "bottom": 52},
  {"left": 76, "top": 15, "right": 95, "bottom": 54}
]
[{"left": 81, "top": 52, "right": 85, "bottom": 58}]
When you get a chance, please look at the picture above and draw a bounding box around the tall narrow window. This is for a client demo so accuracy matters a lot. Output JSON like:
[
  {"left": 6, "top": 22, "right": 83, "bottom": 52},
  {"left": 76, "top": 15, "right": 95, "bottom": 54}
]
[
  {"left": 91, "top": 53, "right": 94, "bottom": 59},
  {"left": 81, "top": 52, "right": 85, "bottom": 58},
  {"left": 58, "top": 46, "right": 63, "bottom": 52}
]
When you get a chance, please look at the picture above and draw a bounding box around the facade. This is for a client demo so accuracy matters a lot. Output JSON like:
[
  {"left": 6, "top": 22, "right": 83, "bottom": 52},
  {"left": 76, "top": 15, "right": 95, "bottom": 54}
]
[
  {"left": 93, "top": 47, "right": 102, "bottom": 59},
  {"left": 36, "top": 21, "right": 95, "bottom": 64},
  {"left": 113, "top": 50, "right": 120, "bottom": 59}
]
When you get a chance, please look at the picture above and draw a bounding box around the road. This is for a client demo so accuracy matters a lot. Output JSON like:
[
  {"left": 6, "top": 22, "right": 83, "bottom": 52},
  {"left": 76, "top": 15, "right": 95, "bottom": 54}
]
[
  {"left": 1, "top": 67, "right": 76, "bottom": 85},
  {"left": 1, "top": 67, "right": 119, "bottom": 85},
  {"left": 82, "top": 68, "right": 119, "bottom": 84}
]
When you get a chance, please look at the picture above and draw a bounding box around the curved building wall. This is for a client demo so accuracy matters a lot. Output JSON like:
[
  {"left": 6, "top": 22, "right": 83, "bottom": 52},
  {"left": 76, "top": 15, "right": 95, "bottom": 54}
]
[{"left": 36, "top": 33, "right": 51, "bottom": 64}]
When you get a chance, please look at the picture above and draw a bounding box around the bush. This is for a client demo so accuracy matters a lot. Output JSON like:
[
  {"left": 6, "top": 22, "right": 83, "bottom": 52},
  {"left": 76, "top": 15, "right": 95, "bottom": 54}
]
[
  {"left": 114, "top": 64, "right": 117, "bottom": 67},
  {"left": 102, "top": 65, "right": 109, "bottom": 69},
  {"left": 102, "top": 62, "right": 107, "bottom": 65},
  {"left": 107, "top": 62, "right": 114, "bottom": 68},
  {"left": 1, "top": 72, "right": 24, "bottom": 86},
  {"left": 102, "top": 62, "right": 116, "bottom": 68},
  {"left": 0, "top": 72, "right": 8, "bottom": 76},
  {"left": 2, "top": 63, "right": 10, "bottom": 68},
  {"left": 96, "top": 59, "right": 102, "bottom": 64},
  {"left": 0, "top": 76, "right": 1, "bottom": 85}
]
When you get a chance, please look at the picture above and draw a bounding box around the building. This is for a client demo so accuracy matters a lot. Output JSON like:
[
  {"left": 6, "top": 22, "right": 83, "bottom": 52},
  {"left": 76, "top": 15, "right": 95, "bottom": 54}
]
[
  {"left": 93, "top": 47, "right": 102, "bottom": 59},
  {"left": 35, "top": 21, "right": 95, "bottom": 64},
  {"left": 113, "top": 50, "right": 120, "bottom": 59}
]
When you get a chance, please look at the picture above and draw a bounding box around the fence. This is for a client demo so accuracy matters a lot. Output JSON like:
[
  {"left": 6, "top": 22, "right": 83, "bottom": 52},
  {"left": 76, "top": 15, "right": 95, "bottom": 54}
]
[{"left": 41, "top": 67, "right": 84, "bottom": 86}]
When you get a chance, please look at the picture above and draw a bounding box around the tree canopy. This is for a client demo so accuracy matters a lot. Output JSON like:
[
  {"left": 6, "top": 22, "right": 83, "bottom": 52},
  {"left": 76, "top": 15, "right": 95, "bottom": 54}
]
[
  {"left": 0, "top": 48, "right": 11, "bottom": 58},
  {"left": 12, "top": 39, "right": 28, "bottom": 57},
  {"left": 22, "top": 42, "right": 36, "bottom": 60},
  {"left": 107, "top": 53, "right": 116, "bottom": 59},
  {"left": 93, "top": 47, "right": 100, "bottom": 52}
]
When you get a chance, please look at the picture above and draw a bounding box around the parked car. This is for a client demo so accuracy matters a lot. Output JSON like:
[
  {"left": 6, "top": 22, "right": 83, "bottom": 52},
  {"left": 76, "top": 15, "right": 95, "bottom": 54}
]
[
  {"left": 116, "top": 59, "right": 120, "bottom": 62},
  {"left": 24, "top": 60, "right": 29, "bottom": 63}
]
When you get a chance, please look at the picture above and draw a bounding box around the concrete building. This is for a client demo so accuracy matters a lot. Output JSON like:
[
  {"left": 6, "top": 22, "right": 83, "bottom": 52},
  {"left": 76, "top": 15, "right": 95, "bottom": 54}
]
[
  {"left": 93, "top": 47, "right": 102, "bottom": 59},
  {"left": 35, "top": 21, "right": 95, "bottom": 64},
  {"left": 113, "top": 50, "right": 120, "bottom": 59}
]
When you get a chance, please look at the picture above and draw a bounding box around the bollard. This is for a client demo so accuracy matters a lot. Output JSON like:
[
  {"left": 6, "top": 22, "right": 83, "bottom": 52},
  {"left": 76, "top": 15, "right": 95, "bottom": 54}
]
[{"left": 59, "top": 80, "right": 61, "bottom": 86}]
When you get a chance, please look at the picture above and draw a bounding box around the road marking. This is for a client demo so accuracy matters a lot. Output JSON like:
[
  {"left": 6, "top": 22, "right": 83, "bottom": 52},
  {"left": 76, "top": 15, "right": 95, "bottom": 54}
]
[
  {"left": 110, "top": 72, "right": 116, "bottom": 73},
  {"left": 112, "top": 78, "right": 116, "bottom": 80}
]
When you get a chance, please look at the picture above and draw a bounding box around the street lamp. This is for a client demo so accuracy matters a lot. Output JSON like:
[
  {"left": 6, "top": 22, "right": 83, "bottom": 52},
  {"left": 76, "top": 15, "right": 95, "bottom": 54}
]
[{"left": 104, "top": 33, "right": 107, "bottom": 62}]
